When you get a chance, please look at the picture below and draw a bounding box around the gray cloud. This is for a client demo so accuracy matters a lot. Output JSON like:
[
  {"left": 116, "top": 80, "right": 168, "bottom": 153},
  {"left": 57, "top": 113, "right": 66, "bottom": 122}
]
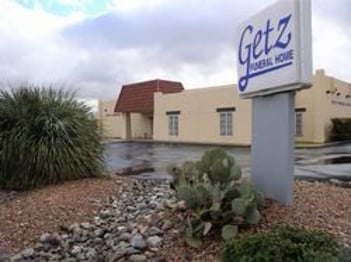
[
  {"left": 61, "top": 1, "right": 277, "bottom": 62},
  {"left": 313, "top": 0, "right": 351, "bottom": 29},
  {"left": 57, "top": 0, "right": 276, "bottom": 98},
  {"left": 0, "top": 0, "right": 350, "bottom": 101}
]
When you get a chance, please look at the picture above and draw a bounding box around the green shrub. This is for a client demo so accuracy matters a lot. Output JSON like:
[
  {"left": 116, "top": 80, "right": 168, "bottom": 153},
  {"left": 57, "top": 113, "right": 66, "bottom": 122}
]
[
  {"left": 0, "top": 86, "right": 104, "bottom": 190},
  {"left": 167, "top": 148, "right": 262, "bottom": 248},
  {"left": 329, "top": 118, "right": 351, "bottom": 142},
  {"left": 222, "top": 226, "right": 344, "bottom": 262}
]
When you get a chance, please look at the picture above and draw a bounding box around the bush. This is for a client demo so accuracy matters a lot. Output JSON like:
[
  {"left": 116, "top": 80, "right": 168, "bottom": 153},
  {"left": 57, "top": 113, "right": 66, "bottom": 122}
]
[
  {"left": 222, "top": 226, "right": 344, "bottom": 262},
  {"left": 167, "top": 148, "right": 262, "bottom": 248},
  {"left": 329, "top": 118, "right": 351, "bottom": 142},
  {"left": 0, "top": 86, "right": 104, "bottom": 190}
]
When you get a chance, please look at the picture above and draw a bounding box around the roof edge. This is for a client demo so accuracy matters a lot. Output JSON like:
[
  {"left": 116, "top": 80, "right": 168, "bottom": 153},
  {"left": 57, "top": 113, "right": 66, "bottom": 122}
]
[{"left": 122, "top": 79, "right": 183, "bottom": 87}]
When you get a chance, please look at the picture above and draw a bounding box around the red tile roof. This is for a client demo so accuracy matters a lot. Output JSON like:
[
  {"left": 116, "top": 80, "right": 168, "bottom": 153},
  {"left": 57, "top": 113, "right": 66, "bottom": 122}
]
[{"left": 114, "top": 79, "right": 184, "bottom": 113}]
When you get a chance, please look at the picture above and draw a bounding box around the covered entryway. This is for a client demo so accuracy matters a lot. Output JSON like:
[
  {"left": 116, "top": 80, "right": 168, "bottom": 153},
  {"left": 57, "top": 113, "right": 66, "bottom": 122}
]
[{"left": 114, "top": 79, "right": 184, "bottom": 140}]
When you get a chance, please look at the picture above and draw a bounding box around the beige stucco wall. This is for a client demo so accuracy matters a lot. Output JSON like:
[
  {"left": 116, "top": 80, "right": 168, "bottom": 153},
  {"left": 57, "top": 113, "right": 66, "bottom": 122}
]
[
  {"left": 97, "top": 100, "right": 124, "bottom": 138},
  {"left": 153, "top": 70, "right": 351, "bottom": 145},
  {"left": 130, "top": 113, "right": 153, "bottom": 139},
  {"left": 294, "top": 70, "right": 326, "bottom": 143},
  {"left": 99, "top": 69, "right": 350, "bottom": 144},
  {"left": 153, "top": 85, "right": 252, "bottom": 145},
  {"left": 323, "top": 71, "right": 351, "bottom": 141},
  {"left": 295, "top": 69, "right": 351, "bottom": 143},
  {"left": 97, "top": 106, "right": 153, "bottom": 139}
]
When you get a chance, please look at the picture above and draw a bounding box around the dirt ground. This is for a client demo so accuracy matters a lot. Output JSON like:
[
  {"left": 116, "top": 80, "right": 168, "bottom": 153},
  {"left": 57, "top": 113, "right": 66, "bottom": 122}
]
[
  {"left": 0, "top": 177, "right": 121, "bottom": 255},
  {"left": 0, "top": 179, "right": 349, "bottom": 260}
]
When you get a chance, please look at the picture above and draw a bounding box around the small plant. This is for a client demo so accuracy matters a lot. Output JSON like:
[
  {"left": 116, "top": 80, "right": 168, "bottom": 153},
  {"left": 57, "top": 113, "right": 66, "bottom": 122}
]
[
  {"left": 0, "top": 86, "right": 104, "bottom": 190},
  {"left": 222, "top": 225, "right": 344, "bottom": 262},
  {"left": 167, "top": 148, "right": 262, "bottom": 248}
]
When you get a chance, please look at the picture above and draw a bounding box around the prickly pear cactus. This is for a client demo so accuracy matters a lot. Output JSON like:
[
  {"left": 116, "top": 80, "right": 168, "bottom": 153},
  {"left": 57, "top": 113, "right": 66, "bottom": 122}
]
[{"left": 167, "top": 148, "right": 262, "bottom": 247}]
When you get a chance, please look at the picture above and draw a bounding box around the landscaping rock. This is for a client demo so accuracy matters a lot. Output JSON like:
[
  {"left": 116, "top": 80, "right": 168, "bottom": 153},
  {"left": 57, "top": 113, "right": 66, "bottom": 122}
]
[
  {"left": 129, "top": 254, "right": 147, "bottom": 262},
  {"left": 0, "top": 254, "right": 11, "bottom": 262},
  {"left": 85, "top": 247, "right": 98, "bottom": 260},
  {"left": 119, "top": 232, "right": 132, "bottom": 241},
  {"left": 80, "top": 222, "right": 92, "bottom": 230},
  {"left": 130, "top": 234, "right": 146, "bottom": 250},
  {"left": 161, "top": 220, "right": 173, "bottom": 231},
  {"left": 12, "top": 179, "right": 176, "bottom": 261},
  {"left": 0, "top": 190, "right": 17, "bottom": 206},
  {"left": 94, "top": 228, "right": 105, "bottom": 238},
  {"left": 147, "top": 226, "right": 163, "bottom": 236},
  {"left": 39, "top": 233, "right": 61, "bottom": 246},
  {"left": 10, "top": 253, "right": 22, "bottom": 262},
  {"left": 0, "top": 252, "right": 10, "bottom": 262},
  {"left": 146, "top": 236, "right": 162, "bottom": 248},
  {"left": 126, "top": 247, "right": 142, "bottom": 255},
  {"left": 115, "top": 165, "right": 155, "bottom": 177},
  {"left": 21, "top": 248, "right": 34, "bottom": 258},
  {"left": 71, "top": 245, "right": 82, "bottom": 256}
]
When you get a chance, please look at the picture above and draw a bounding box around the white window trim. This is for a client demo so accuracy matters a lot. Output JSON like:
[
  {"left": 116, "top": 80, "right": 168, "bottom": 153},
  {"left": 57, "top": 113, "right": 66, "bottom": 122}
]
[
  {"left": 167, "top": 111, "right": 180, "bottom": 136},
  {"left": 295, "top": 111, "right": 304, "bottom": 137},
  {"left": 219, "top": 111, "right": 233, "bottom": 136}
]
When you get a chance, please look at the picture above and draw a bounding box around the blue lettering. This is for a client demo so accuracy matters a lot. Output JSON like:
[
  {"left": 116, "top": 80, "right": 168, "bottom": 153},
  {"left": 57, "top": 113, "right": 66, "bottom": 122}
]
[
  {"left": 253, "top": 30, "right": 263, "bottom": 59},
  {"left": 275, "top": 49, "right": 293, "bottom": 64},
  {"left": 238, "top": 13, "right": 293, "bottom": 92},
  {"left": 238, "top": 25, "right": 253, "bottom": 91},
  {"left": 263, "top": 19, "right": 274, "bottom": 54},
  {"left": 249, "top": 58, "right": 273, "bottom": 72},
  {"left": 239, "top": 25, "right": 253, "bottom": 65},
  {"left": 275, "top": 14, "right": 292, "bottom": 49}
]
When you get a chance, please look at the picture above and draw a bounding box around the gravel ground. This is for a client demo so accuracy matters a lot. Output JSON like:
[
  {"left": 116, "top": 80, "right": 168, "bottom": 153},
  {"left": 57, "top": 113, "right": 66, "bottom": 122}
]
[
  {"left": 0, "top": 177, "right": 121, "bottom": 255},
  {"left": 259, "top": 181, "right": 350, "bottom": 246},
  {"left": 0, "top": 178, "right": 349, "bottom": 261},
  {"left": 0, "top": 191, "right": 17, "bottom": 206},
  {"left": 161, "top": 181, "right": 351, "bottom": 261}
]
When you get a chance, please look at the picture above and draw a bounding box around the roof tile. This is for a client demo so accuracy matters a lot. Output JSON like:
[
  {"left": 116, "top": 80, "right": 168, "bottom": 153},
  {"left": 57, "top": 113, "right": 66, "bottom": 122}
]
[{"left": 114, "top": 79, "right": 184, "bottom": 112}]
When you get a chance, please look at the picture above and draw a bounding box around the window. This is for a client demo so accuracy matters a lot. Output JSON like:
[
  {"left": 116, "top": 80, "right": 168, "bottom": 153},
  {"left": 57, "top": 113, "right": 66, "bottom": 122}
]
[
  {"left": 295, "top": 112, "right": 303, "bottom": 136},
  {"left": 217, "top": 107, "right": 235, "bottom": 136},
  {"left": 219, "top": 112, "right": 233, "bottom": 136},
  {"left": 168, "top": 115, "right": 178, "bottom": 136},
  {"left": 167, "top": 111, "right": 180, "bottom": 136},
  {"left": 295, "top": 108, "right": 305, "bottom": 137}
]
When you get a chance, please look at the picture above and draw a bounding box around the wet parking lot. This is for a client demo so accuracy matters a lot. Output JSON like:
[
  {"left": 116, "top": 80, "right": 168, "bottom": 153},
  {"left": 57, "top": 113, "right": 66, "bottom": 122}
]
[{"left": 104, "top": 141, "right": 351, "bottom": 181}]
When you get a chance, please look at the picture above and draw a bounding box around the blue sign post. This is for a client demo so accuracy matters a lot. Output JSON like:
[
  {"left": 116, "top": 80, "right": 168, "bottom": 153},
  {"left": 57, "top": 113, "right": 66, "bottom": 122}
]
[{"left": 237, "top": 0, "right": 312, "bottom": 204}]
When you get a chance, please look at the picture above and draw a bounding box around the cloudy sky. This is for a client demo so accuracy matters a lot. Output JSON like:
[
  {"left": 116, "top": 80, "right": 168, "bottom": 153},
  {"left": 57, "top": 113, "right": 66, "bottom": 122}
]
[{"left": 0, "top": 0, "right": 350, "bottom": 103}]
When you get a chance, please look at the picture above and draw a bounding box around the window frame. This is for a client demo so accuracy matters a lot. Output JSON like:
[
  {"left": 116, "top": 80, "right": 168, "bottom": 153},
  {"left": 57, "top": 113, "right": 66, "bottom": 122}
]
[
  {"left": 295, "top": 108, "right": 306, "bottom": 137},
  {"left": 166, "top": 111, "right": 180, "bottom": 136},
  {"left": 217, "top": 107, "right": 235, "bottom": 137}
]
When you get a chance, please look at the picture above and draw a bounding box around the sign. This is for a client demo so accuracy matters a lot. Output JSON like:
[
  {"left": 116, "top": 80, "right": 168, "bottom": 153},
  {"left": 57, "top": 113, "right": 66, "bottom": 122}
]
[
  {"left": 238, "top": 0, "right": 313, "bottom": 205},
  {"left": 237, "top": 0, "right": 312, "bottom": 98}
]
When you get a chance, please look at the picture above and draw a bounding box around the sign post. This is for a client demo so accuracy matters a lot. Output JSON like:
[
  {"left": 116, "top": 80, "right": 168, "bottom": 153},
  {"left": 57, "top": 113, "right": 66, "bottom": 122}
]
[{"left": 236, "top": 0, "right": 312, "bottom": 204}]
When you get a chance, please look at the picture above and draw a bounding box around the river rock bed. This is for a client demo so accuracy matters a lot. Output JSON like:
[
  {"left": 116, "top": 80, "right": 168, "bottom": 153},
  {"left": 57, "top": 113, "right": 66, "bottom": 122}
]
[{"left": 5, "top": 179, "right": 183, "bottom": 261}]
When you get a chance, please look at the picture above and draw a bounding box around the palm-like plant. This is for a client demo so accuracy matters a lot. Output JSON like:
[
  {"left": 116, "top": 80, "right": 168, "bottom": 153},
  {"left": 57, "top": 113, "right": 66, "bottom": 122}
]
[{"left": 0, "top": 85, "right": 104, "bottom": 190}]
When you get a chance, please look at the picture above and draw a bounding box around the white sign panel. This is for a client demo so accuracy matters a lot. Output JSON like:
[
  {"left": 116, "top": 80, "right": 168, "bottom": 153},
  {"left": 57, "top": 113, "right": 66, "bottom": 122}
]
[{"left": 237, "top": 0, "right": 312, "bottom": 98}]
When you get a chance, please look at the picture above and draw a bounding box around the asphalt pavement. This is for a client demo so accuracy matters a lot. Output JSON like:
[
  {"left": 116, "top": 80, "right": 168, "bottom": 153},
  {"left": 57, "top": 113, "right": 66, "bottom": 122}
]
[{"left": 104, "top": 141, "right": 351, "bottom": 181}]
